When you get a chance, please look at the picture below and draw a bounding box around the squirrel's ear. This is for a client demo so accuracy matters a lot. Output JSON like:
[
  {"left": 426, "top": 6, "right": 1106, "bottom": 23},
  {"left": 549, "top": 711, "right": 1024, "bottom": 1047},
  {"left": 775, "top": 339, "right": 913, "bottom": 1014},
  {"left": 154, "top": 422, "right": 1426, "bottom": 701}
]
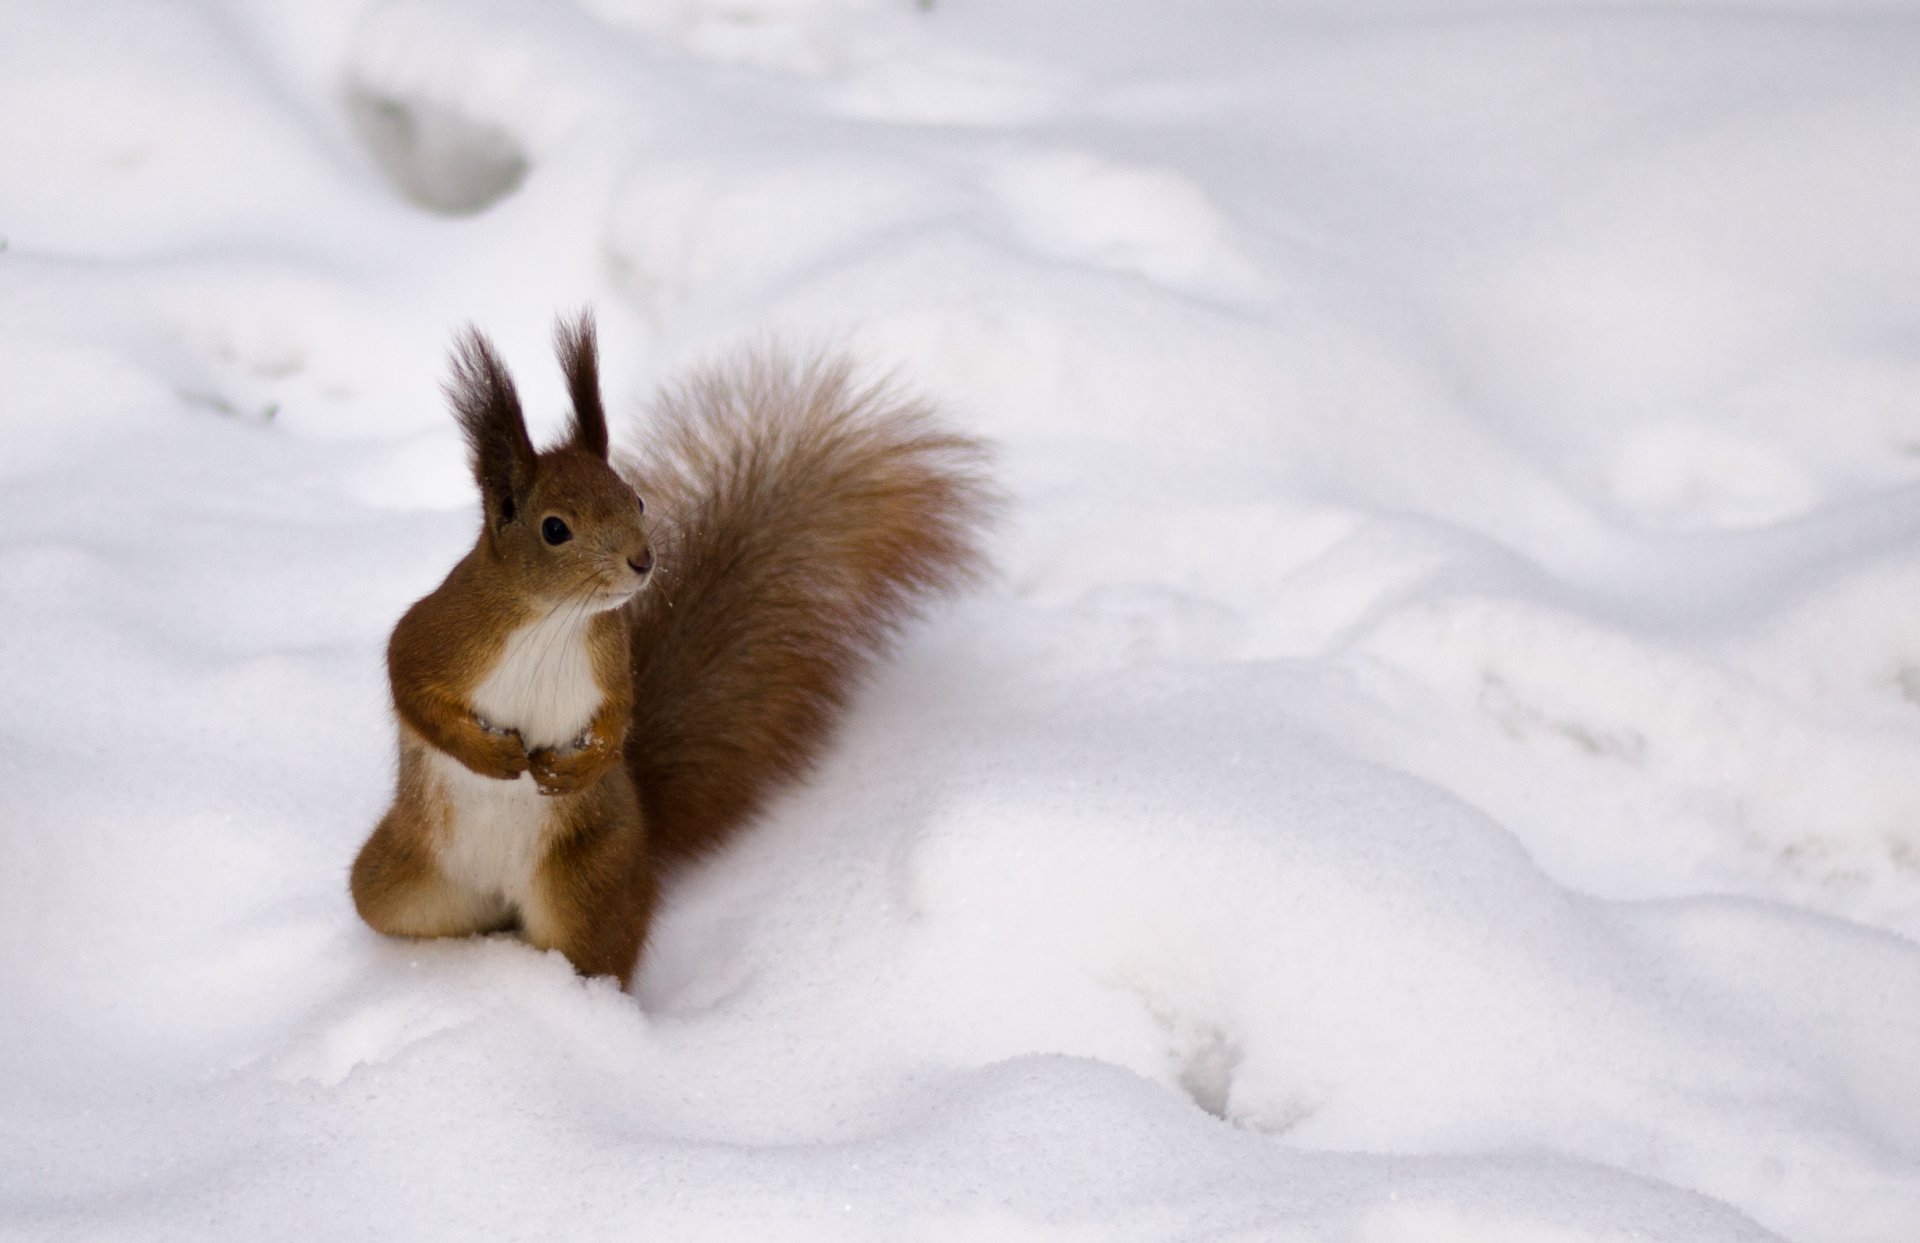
[
  {"left": 447, "top": 328, "right": 537, "bottom": 528},
  {"left": 555, "top": 309, "right": 609, "bottom": 460}
]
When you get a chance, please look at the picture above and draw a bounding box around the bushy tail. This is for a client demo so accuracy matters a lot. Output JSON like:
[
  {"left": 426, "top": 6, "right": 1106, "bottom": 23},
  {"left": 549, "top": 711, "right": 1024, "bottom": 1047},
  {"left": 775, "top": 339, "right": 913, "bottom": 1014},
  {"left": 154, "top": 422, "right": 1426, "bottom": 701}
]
[{"left": 616, "top": 351, "right": 994, "bottom": 867}]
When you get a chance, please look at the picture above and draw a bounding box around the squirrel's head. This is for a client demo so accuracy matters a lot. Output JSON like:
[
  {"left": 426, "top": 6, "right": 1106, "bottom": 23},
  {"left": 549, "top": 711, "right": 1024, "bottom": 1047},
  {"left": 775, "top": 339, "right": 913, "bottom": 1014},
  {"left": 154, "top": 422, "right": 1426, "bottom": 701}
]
[{"left": 446, "top": 312, "right": 654, "bottom": 612}]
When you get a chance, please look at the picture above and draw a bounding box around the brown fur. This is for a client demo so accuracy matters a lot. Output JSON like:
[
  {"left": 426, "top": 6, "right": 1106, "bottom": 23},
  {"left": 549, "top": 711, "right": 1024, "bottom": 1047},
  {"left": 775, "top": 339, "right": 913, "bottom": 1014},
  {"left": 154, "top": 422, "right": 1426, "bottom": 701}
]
[{"left": 351, "top": 317, "right": 993, "bottom": 985}]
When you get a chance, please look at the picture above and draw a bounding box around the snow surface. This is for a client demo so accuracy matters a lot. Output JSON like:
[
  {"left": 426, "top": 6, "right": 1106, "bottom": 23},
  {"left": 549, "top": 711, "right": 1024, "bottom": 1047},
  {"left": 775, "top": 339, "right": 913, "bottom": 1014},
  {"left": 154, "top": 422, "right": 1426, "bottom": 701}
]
[{"left": 4, "top": 1, "right": 1920, "bottom": 1239}]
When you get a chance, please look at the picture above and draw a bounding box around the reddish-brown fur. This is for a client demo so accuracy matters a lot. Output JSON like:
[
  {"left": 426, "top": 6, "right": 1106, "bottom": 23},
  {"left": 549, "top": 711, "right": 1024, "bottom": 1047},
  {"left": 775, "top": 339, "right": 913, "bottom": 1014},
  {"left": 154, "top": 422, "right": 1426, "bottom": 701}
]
[{"left": 351, "top": 316, "right": 993, "bottom": 985}]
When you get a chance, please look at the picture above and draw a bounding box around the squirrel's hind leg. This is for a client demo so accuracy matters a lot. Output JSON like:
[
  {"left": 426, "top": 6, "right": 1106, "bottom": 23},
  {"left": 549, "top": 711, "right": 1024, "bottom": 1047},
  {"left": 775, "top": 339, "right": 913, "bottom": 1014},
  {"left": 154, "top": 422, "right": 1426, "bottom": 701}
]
[
  {"left": 521, "top": 780, "right": 656, "bottom": 986},
  {"left": 351, "top": 811, "right": 510, "bottom": 939}
]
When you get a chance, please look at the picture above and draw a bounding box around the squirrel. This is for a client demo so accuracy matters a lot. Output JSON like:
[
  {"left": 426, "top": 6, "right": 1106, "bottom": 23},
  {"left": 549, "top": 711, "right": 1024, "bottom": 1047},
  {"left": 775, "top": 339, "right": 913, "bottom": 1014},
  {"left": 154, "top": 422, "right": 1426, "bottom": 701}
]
[{"left": 350, "top": 313, "right": 992, "bottom": 985}]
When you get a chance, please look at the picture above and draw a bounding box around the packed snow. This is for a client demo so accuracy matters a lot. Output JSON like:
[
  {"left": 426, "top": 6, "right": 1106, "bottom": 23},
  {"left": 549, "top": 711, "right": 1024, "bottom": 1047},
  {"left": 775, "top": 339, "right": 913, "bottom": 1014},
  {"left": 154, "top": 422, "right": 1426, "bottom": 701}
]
[{"left": 4, "top": 1, "right": 1920, "bottom": 1239}]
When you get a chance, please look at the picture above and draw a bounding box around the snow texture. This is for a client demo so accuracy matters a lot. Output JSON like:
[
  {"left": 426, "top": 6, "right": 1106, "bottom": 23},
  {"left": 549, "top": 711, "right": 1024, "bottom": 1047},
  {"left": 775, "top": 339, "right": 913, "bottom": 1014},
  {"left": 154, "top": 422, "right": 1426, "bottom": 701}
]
[{"left": 4, "top": 1, "right": 1920, "bottom": 1240}]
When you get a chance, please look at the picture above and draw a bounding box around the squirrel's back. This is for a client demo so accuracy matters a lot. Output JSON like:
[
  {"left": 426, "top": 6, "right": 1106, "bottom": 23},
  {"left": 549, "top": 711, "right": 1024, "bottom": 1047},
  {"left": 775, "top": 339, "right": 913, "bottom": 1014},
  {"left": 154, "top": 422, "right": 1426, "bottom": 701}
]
[{"left": 616, "top": 352, "right": 994, "bottom": 867}]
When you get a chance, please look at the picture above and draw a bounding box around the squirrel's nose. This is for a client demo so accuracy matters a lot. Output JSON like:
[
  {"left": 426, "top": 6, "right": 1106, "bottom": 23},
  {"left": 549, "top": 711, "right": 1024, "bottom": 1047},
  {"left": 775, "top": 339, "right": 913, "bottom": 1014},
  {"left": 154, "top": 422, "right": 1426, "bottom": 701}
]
[{"left": 628, "top": 549, "right": 654, "bottom": 576}]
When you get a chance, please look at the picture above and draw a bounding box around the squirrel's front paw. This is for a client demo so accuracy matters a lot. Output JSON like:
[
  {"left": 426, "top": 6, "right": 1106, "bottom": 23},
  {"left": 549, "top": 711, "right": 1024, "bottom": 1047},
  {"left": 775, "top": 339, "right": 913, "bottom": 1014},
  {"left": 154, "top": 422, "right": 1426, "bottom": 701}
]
[
  {"left": 467, "top": 728, "right": 530, "bottom": 781},
  {"left": 528, "top": 738, "right": 610, "bottom": 796}
]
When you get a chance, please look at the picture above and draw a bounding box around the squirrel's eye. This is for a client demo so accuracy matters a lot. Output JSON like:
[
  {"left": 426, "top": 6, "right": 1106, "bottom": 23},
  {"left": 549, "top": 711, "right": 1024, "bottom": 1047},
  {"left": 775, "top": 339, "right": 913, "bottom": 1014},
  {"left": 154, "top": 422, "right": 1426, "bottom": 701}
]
[
  {"left": 541, "top": 516, "right": 573, "bottom": 546},
  {"left": 634, "top": 492, "right": 645, "bottom": 515}
]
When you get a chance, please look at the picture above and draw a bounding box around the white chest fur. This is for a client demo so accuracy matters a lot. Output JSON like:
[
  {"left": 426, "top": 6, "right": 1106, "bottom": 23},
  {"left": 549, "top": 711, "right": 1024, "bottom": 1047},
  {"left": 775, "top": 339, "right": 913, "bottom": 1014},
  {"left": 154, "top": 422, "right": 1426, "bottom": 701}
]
[
  {"left": 472, "top": 605, "right": 605, "bottom": 749},
  {"left": 430, "top": 607, "right": 608, "bottom": 901},
  {"left": 429, "top": 750, "right": 550, "bottom": 903}
]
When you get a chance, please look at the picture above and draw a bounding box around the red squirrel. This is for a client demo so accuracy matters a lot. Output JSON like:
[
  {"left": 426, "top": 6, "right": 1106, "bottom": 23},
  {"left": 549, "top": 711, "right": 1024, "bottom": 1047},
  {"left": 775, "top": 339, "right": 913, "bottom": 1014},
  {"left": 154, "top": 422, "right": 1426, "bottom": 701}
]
[{"left": 350, "top": 314, "right": 992, "bottom": 984}]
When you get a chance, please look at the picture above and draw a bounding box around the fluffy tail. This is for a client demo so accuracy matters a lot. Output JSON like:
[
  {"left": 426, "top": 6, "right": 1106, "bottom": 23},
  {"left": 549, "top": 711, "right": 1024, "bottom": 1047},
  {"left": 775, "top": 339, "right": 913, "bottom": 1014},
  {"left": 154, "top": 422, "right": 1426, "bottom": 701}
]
[{"left": 616, "top": 351, "right": 995, "bottom": 867}]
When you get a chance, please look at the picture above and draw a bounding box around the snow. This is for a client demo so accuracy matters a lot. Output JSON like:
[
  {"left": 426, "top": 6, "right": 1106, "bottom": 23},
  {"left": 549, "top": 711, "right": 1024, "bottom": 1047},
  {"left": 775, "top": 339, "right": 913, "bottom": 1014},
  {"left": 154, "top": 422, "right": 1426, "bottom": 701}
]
[{"left": 4, "top": 1, "right": 1920, "bottom": 1239}]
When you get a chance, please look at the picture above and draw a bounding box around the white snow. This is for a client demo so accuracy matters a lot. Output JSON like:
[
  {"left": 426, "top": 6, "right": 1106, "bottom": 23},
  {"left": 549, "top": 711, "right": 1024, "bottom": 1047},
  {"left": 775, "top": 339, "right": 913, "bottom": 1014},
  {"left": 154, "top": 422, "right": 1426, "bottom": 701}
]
[{"left": 4, "top": 1, "right": 1920, "bottom": 1240}]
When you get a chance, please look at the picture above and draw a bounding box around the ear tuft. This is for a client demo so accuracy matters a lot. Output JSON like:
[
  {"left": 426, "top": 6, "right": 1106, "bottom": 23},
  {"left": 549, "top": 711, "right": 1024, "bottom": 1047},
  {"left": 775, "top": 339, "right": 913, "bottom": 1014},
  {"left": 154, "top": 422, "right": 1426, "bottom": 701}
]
[
  {"left": 556, "top": 309, "right": 609, "bottom": 459},
  {"left": 446, "top": 327, "right": 537, "bottom": 525}
]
